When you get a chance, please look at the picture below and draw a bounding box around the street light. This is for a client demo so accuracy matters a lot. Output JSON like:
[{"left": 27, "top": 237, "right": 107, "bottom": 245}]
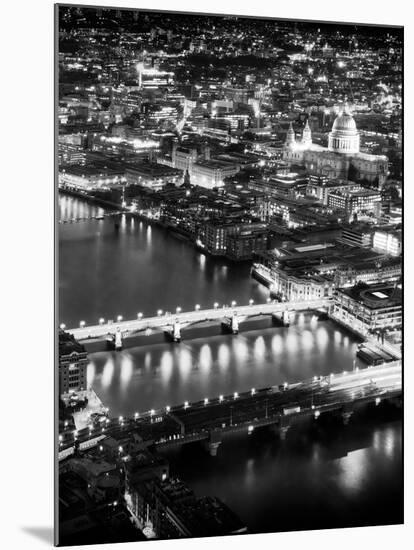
[
  {"left": 150, "top": 409, "right": 155, "bottom": 416},
  {"left": 204, "top": 398, "right": 209, "bottom": 405},
  {"left": 251, "top": 388, "right": 256, "bottom": 395},
  {"left": 219, "top": 395, "right": 224, "bottom": 402},
  {"left": 195, "top": 304, "right": 200, "bottom": 311},
  {"left": 166, "top": 405, "right": 171, "bottom": 413},
  {"left": 137, "top": 312, "right": 143, "bottom": 319},
  {"left": 157, "top": 309, "right": 163, "bottom": 316},
  {"left": 249, "top": 299, "right": 254, "bottom": 306},
  {"left": 184, "top": 401, "right": 189, "bottom": 409},
  {"left": 214, "top": 302, "right": 219, "bottom": 309},
  {"left": 266, "top": 297, "right": 271, "bottom": 304},
  {"left": 134, "top": 412, "right": 139, "bottom": 419},
  {"left": 176, "top": 306, "right": 182, "bottom": 314},
  {"left": 80, "top": 320, "right": 86, "bottom": 328},
  {"left": 60, "top": 323, "right": 66, "bottom": 330},
  {"left": 117, "top": 315, "right": 123, "bottom": 322},
  {"left": 231, "top": 300, "right": 237, "bottom": 308},
  {"left": 99, "top": 318, "right": 105, "bottom": 325},
  {"left": 234, "top": 392, "right": 239, "bottom": 399}
]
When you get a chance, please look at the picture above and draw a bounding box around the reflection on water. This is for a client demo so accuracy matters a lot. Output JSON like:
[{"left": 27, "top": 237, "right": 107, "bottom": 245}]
[
  {"left": 163, "top": 418, "right": 402, "bottom": 533},
  {"left": 59, "top": 194, "right": 269, "bottom": 326},
  {"left": 88, "top": 319, "right": 360, "bottom": 417},
  {"left": 61, "top": 194, "right": 402, "bottom": 533}
]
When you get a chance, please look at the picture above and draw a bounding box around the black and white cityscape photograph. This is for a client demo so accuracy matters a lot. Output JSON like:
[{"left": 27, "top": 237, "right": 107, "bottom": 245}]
[{"left": 56, "top": 4, "right": 403, "bottom": 547}]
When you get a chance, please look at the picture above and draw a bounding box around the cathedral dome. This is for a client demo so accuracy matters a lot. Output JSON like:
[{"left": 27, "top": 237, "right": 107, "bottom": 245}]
[
  {"left": 332, "top": 111, "right": 357, "bottom": 132},
  {"left": 328, "top": 105, "right": 360, "bottom": 154}
]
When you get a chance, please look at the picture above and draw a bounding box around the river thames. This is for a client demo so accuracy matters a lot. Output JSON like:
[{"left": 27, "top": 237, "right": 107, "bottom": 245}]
[{"left": 59, "top": 193, "right": 403, "bottom": 532}]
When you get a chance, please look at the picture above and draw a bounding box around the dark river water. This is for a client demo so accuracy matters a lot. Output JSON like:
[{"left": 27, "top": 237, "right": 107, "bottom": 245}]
[{"left": 58, "top": 193, "right": 403, "bottom": 533}]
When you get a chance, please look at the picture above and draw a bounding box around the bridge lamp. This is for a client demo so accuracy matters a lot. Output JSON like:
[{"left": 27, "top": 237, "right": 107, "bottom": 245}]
[
  {"left": 117, "top": 315, "right": 123, "bottom": 322},
  {"left": 219, "top": 395, "right": 224, "bottom": 402},
  {"left": 184, "top": 401, "right": 189, "bottom": 409},
  {"left": 137, "top": 312, "right": 143, "bottom": 319},
  {"left": 157, "top": 309, "right": 163, "bottom": 317},
  {"left": 231, "top": 300, "right": 237, "bottom": 308},
  {"left": 60, "top": 323, "right": 66, "bottom": 330},
  {"left": 204, "top": 398, "right": 209, "bottom": 405},
  {"left": 99, "top": 318, "right": 105, "bottom": 325},
  {"left": 176, "top": 306, "right": 182, "bottom": 314},
  {"left": 375, "top": 397, "right": 381, "bottom": 406},
  {"left": 249, "top": 299, "right": 254, "bottom": 306},
  {"left": 314, "top": 410, "right": 320, "bottom": 419},
  {"left": 195, "top": 304, "right": 200, "bottom": 311},
  {"left": 80, "top": 320, "right": 86, "bottom": 328},
  {"left": 234, "top": 392, "right": 239, "bottom": 399},
  {"left": 214, "top": 302, "right": 219, "bottom": 309},
  {"left": 251, "top": 388, "right": 256, "bottom": 395}
]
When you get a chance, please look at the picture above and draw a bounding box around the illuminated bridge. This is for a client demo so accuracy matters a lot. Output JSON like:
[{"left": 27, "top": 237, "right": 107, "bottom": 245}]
[
  {"left": 64, "top": 298, "right": 332, "bottom": 348},
  {"left": 58, "top": 361, "right": 402, "bottom": 460}
]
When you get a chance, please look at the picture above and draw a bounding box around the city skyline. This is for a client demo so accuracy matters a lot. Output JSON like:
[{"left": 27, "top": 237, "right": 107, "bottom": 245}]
[{"left": 56, "top": 5, "right": 402, "bottom": 547}]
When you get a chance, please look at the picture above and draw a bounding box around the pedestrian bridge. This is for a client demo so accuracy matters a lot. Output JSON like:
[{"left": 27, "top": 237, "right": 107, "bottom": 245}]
[{"left": 65, "top": 298, "right": 332, "bottom": 342}]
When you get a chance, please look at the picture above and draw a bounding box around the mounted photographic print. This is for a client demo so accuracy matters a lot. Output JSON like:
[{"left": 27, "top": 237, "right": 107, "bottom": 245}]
[{"left": 56, "top": 3, "right": 403, "bottom": 546}]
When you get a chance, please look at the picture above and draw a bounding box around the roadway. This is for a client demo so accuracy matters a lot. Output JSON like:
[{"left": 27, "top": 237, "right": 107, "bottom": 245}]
[
  {"left": 58, "top": 361, "right": 401, "bottom": 459},
  {"left": 65, "top": 298, "right": 331, "bottom": 340}
]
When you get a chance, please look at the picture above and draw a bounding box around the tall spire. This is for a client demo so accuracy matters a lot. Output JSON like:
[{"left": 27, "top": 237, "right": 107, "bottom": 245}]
[
  {"left": 302, "top": 119, "right": 312, "bottom": 146},
  {"left": 285, "top": 122, "right": 296, "bottom": 147}
]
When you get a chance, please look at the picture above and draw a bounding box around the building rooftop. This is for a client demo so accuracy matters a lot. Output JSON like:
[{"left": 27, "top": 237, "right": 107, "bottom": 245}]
[
  {"left": 339, "top": 283, "right": 402, "bottom": 309},
  {"left": 59, "top": 330, "right": 86, "bottom": 357}
]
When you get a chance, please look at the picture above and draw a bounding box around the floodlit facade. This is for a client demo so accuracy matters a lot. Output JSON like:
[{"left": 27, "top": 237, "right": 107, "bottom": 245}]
[{"left": 283, "top": 105, "right": 388, "bottom": 186}]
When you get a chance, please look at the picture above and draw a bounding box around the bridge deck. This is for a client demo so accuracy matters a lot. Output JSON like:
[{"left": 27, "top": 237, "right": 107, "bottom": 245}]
[
  {"left": 66, "top": 298, "right": 331, "bottom": 339},
  {"left": 59, "top": 362, "right": 401, "bottom": 458}
]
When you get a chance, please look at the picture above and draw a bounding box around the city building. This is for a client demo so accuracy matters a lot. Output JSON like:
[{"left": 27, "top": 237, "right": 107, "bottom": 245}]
[
  {"left": 373, "top": 229, "right": 402, "bottom": 256},
  {"left": 327, "top": 188, "right": 381, "bottom": 217},
  {"left": 59, "top": 165, "right": 125, "bottom": 190},
  {"left": 332, "top": 283, "right": 402, "bottom": 334},
  {"left": 283, "top": 105, "right": 389, "bottom": 187},
  {"left": 58, "top": 330, "right": 88, "bottom": 396},
  {"left": 125, "top": 163, "right": 183, "bottom": 191},
  {"left": 306, "top": 175, "right": 362, "bottom": 205}
]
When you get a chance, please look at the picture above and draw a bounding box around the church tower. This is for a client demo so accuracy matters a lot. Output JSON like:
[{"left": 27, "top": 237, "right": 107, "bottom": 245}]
[
  {"left": 285, "top": 122, "right": 296, "bottom": 147},
  {"left": 302, "top": 119, "right": 312, "bottom": 147}
]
